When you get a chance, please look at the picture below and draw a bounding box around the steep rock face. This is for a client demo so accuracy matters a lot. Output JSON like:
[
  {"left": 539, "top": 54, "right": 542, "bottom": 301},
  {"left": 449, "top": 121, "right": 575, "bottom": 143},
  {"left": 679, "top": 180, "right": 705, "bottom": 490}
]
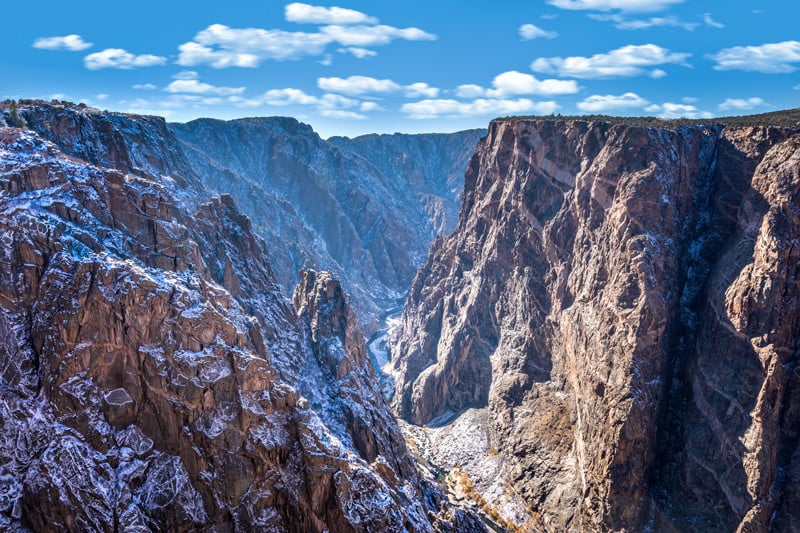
[
  {"left": 0, "top": 114, "right": 483, "bottom": 531},
  {"left": 329, "top": 130, "right": 485, "bottom": 236},
  {"left": 391, "top": 116, "right": 800, "bottom": 531},
  {"left": 170, "top": 119, "right": 483, "bottom": 333}
]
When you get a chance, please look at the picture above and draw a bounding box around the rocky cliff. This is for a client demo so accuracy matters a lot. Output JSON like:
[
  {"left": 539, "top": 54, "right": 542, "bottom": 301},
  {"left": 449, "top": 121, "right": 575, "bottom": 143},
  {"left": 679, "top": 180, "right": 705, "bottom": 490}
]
[
  {"left": 329, "top": 130, "right": 485, "bottom": 236},
  {"left": 170, "top": 119, "right": 483, "bottom": 334},
  {"left": 390, "top": 113, "right": 800, "bottom": 531},
  {"left": 0, "top": 102, "right": 485, "bottom": 532}
]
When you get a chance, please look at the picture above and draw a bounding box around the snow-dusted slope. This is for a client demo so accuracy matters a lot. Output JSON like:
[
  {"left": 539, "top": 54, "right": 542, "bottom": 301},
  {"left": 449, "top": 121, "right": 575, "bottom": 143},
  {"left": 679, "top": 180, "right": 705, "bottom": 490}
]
[
  {"left": 0, "top": 102, "right": 485, "bottom": 532},
  {"left": 170, "top": 119, "right": 484, "bottom": 334}
]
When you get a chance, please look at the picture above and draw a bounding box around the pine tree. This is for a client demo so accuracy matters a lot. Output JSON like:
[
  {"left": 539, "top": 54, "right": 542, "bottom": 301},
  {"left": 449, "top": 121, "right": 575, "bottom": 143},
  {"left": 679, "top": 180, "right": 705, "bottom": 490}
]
[{"left": 6, "top": 100, "right": 27, "bottom": 128}]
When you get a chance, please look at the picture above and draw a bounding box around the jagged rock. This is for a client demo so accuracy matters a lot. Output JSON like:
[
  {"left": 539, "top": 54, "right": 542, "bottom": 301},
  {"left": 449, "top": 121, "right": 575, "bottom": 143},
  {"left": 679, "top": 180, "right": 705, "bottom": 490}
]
[
  {"left": 390, "top": 115, "right": 800, "bottom": 531},
  {"left": 170, "top": 118, "right": 483, "bottom": 334},
  {"left": 0, "top": 106, "right": 485, "bottom": 532}
]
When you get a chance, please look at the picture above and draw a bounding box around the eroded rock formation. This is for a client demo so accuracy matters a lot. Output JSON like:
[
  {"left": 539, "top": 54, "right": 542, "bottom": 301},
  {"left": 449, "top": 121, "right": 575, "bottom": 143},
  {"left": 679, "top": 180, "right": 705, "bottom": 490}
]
[
  {"left": 390, "top": 114, "right": 800, "bottom": 531},
  {"left": 0, "top": 103, "right": 485, "bottom": 532},
  {"left": 170, "top": 119, "right": 483, "bottom": 334}
]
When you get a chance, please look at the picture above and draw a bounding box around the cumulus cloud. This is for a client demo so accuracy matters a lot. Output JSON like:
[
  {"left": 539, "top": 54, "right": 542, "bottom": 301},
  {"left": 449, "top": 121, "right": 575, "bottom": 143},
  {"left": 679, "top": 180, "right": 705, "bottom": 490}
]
[
  {"left": 177, "top": 25, "right": 330, "bottom": 67},
  {"left": 133, "top": 83, "right": 158, "bottom": 90},
  {"left": 33, "top": 34, "right": 93, "bottom": 51},
  {"left": 285, "top": 3, "right": 377, "bottom": 25},
  {"left": 84, "top": 48, "right": 167, "bottom": 70},
  {"left": 710, "top": 41, "right": 800, "bottom": 73},
  {"left": 577, "top": 92, "right": 648, "bottom": 112},
  {"left": 165, "top": 79, "right": 245, "bottom": 96},
  {"left": 547, "top": 0, "right": 684, "bottom": 12},
  {"left": 360, "top": 101, "right": 383, "bottom": 112},
  {"left": 703, "top": 13, "right": 724, "bottom": 28},
  {"left": 532, "top": 44, "right": 690, "bottom": 78},
  {"left": 231, "top": 88, "right": 370, "bottom": 119},
  {"left": 455, "top": 84, "right": 487, "bottom": 99},
  {"left": 402, "top": 98, "right": 558, "bottom": 119},
  {"left": 519, "top": 23, "right": 559, "bottom": 40},
  {"left": 645, "top": 102, "right": 712, "bottom": 119},
  {"left": 317, "top": 75, "right": 438, "bottom": 98},
  {"left": 176, "top": 21, "right": 435, "bottom": 68},
  {"left": 455, "top": 71, "right": 578, "bottom": 100},
  {"left": 318, "top": 75, "right": 401, "bottom": 95},
  {"left": 404, "top": 83, "right": 440, "bottom": 98},
  {"left": 320, "top": 24, "right": 435, "bottom": 47},
  {"left": 173, "top": 70, "right": 200, "bottom": 80},
  {"left": 337, "top": 47, "right": 377, "bottom": 58},
  {"left": 718, "top": 97, "right": 766, "bottom": 111},
  {"left": 588, "top": 14, "right": 698, "bottom": 30}
]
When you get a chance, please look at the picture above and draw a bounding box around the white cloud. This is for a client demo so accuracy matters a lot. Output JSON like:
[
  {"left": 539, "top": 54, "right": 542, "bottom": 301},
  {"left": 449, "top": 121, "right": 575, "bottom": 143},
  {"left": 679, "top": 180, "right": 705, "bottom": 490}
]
[
  {"left": 84, "top": 48, "right": 167, "bottom": 70},
  {"left": 259, "top": 88, "right": 321, "bottom": 106},
  {"left": 455, "top": 84, "right": 486, "bottom": 99},
  {"left": 532, "top": 44, "right": 690, "bottom": 78},
  {"left": 547, "top": 0, "right": 684, "bottom": 12},
  {"left": 645, "top": 102, "right": 712, "bottom": 119},
  {"left": 33, "top": 34, "right": 93, "bottom": 51},
  {"left": 650, "top": 69, "right": 667, "bottom": 78},
  {"left": 718, "top": 97, "right": 766, "bottom": 111},
  {"left": 319, "top": 54, "right": 333, "bottom": 66},
  {"left": 794, "top": 84, "right": 800, "bottom": 90},
  {"left": 401, "top": 98, "right": 558, "bottom": 119},
  {"left": 318, "top": 75, "right": 401, "bottom": 95},
  {"left": 404, "top": 83, "right": 440, "bottom": 98},
  {"left": 320, "top": 109, "right": 367, "bottom": 119},
  {"left": 285, "top": 3, "right": 378, "bottom": 25},
  {"left": 176, "top": 22, "right": 435, "bottom": 68},
  {"left": 455, "top": 71, "right": 578, "bottom": 100},
  {"left": 173, "top": 70, "right": 199, "bottom": 80},
  {"left": 133, "top": 83, "right": 158, "bottom": 90},
  {"left": 490, "top": 70, "right": 578, "bottom": 96},
  {"left": 577, "top": 92, "right": 648, "bottom": 112},
  {"left": 588, "top": 14, "right": 697, "bottom": 30},
  {"left": 703, "top": 13, "right": 724, "bottom": 28},
  {"left": 337, "top": 47, "right": 377, "bottom": 58},
  {"left": 231, "top": 88, "right": 369, "bottom": 119},
  {"left": 519, "top": 23, "right": 559, "bottom": 40},
  {"left": 711, "top": 41, "right": 800, "bottom": 73},
  {"left": 177, "top": 25, "right": 330, "bottom": 67},
  {"left": 360, "top": 101, "right": 383, "bottom": 112},
  {"left": 320, "top": 24, "right": 435, "bottom": 47},
  {"left": 165, "top": 79, "right": 245, "bottom": 96}
]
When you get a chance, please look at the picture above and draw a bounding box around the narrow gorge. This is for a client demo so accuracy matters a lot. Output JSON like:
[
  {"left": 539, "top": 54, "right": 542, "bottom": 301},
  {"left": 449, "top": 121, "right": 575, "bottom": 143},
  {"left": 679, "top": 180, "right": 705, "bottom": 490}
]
[{"left": 2, "top": 100, "right": 800, "bottom": 532}]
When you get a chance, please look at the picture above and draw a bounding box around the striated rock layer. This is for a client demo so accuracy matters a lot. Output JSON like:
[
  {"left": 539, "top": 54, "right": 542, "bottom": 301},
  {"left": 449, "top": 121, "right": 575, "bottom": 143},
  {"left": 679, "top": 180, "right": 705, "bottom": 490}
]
[
  {"left": 0, "top": 104, "right": 485, "bottom": 532},
  {"left": 170, "top": 119, "right": 484, "bottom": 334},
  {"left": 391, "top": 113, "right": 800, "bottom": 531}
]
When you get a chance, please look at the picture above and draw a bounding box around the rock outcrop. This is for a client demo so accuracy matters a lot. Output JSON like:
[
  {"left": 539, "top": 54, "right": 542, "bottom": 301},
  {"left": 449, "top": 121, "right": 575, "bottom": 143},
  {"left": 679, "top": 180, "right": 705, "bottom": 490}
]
[
  {"left": 170, "top": 119, "right": 483, "bottom": 334},
  {"left": 0, "top": 102, "right": 485, "bottom": 532},
  {"left": 390, "top": 113, "right": 800, "bottom": 531}
]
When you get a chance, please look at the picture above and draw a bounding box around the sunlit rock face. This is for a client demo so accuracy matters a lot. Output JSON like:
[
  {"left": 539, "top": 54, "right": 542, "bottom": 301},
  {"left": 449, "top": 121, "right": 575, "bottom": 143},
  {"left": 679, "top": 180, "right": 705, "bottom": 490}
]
[
  {"left": 0, "top": 102, "right": 486, "bottom": 533},
  {"left": 170, "top": 118, "right": 484, "bottom": 335},
  {"left": 391, "top": 115, "right": 800, "bottom": 531}
]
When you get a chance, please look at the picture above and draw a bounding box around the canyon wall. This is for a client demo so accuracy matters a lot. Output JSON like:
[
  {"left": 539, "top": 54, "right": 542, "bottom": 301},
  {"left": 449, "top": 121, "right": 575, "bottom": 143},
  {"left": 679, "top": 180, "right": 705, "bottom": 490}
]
[
  {"left": 170, "top": 119, "right": 483, "bottom": 333},
  {"left": 391, "top": 115, "right": 800, "bottom": 531},
  {"left": 0, "top": 102, "right": 484, "bottom": 532}
]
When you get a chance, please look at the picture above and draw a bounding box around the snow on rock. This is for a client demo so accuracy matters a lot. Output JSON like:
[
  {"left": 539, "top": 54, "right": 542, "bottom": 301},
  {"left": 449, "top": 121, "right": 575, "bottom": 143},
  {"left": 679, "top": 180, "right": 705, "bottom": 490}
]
[{"left": 0, "top": 103, "right": 486, "bottom": 532}]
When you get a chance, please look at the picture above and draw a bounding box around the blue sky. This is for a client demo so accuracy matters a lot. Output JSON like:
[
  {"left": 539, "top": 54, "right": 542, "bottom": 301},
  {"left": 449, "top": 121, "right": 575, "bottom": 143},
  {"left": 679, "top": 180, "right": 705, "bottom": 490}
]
[{"left": 1, "top": 0, "right": 798, "bottom": 137}]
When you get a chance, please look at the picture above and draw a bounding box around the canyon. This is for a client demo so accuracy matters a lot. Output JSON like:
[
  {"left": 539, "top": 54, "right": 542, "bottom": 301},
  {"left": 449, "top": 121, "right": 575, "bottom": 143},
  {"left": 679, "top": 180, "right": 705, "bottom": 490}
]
[
  {"left": 2, "top": 100, "right": 800, "bottom": 532},
  {"left": 0, "top": 102, "right": 485, "bottom": 532}
]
